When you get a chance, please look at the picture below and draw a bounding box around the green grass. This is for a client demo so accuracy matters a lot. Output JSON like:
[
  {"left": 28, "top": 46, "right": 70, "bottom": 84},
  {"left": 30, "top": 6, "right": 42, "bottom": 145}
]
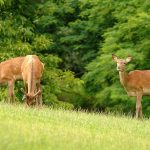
[{"left": 0, "top": 103, "right": 150, "bottom": 150}]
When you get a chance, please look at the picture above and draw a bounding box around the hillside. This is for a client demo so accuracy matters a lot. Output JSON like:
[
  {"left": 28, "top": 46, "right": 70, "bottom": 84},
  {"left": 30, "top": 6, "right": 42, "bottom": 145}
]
[{"left": 0, "top": 103, "right": 150, "bottom": 150}]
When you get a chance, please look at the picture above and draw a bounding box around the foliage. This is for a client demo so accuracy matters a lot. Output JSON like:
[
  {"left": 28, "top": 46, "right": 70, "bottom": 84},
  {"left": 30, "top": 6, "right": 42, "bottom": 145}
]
[
  {"left": 0, "top": 0, "right": 84, "bottom": 109},
  {"left": 1, "top": 0, "right": 150, "bottom": 115},
  {"left": 83, "top": 0, "right": 150, "bottom": 116}
]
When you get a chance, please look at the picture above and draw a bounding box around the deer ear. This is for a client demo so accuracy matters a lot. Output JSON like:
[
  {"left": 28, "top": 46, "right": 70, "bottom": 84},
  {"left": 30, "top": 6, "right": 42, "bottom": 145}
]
[
  {"left": 22, "top": 95, "right": 26, "bottom": 101},
  {"left": 125, "top": 56, "right": 132, "bottom": 63},
  {"left": 112, "top": 54, "right": 118, "bottom": 62}
]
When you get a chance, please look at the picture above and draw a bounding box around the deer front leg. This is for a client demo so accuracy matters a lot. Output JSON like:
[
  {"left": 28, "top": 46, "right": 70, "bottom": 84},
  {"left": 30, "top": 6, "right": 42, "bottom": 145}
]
[
  {"left": 35, "top": 87, "right": 39, "bottom": 108},
  {"left": 39, "top": 89, "right": 42, "bottom": 109},
  {"left": 37, "top": 83, "right": 42, "bottom": 109},
  {"left": 136, "top": 93, "right": 143, "bottom": 119},
  {"left": 8, "top": 80, "right": 15, "bottom": 103}
]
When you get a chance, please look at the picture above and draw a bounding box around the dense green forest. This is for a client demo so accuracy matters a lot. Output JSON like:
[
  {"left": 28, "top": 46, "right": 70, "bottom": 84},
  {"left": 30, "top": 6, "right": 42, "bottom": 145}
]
[{"left": 1, "top": 0, "right": 150, "bottom": 116}]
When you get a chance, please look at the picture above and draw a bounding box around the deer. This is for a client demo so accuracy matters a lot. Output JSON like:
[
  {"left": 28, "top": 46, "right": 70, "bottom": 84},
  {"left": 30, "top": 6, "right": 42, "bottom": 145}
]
[
  {"left": 112, "top": 54, "right": 150, "bottom": 118},
  {"left": 0, "top": 56, "right": 25, "bottom": 103},
  {"left": 21, "top": 55, "right": 44, "bottom": 108}
]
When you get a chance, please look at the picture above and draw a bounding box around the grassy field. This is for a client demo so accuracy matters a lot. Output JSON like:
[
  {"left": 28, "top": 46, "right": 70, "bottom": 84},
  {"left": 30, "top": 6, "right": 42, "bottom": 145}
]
[{"left": 0, "top": 103, "right": 150, "bottom": 150}]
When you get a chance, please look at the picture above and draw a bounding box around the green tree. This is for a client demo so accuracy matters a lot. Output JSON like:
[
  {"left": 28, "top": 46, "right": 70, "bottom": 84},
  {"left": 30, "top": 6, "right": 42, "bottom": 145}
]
[
  {"left": 83, "top": 0, "right": 150, "bottom": 116},
  {"left": 0, "top": 0, "right": 84, "bottom": 109}
]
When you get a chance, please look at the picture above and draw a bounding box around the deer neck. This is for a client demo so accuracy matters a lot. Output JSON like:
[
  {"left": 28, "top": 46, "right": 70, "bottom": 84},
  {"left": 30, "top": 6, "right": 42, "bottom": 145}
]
[
  {"left": 27, "top": 57, "right": 35, "bottom": 95},
  {"left": 119, "top": 70, "right": 128, "bottom": 87}
]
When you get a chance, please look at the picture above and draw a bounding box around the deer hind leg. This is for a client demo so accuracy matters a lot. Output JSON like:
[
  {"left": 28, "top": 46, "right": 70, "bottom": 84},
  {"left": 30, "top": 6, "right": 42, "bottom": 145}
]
[
  {"left": 136, "top": 93, "right": 143, "bottom": 119},
  {"left": 8, "top": 80, "right": 15, "bottom": 103}
]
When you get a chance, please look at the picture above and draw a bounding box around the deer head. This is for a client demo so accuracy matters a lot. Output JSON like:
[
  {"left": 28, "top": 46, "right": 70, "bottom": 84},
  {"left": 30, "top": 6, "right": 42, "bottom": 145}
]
[
  {"left": 21, "top": 88, "right": 41, "bottom": 106},
  {"left": 112, "top": 54, "right": 132, "bottom": 72}
]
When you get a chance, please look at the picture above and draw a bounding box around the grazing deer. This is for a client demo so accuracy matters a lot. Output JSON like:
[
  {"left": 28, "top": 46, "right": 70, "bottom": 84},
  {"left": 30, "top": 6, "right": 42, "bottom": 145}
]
[
  {"left": 112, "top": 54, "right": 150, "bottom": 118},
  {"left": 0, "top": 56, "right": 25, "bottom": 103},
  {"left": 21, "top": 55, "right": 44, "bottom": 107}
]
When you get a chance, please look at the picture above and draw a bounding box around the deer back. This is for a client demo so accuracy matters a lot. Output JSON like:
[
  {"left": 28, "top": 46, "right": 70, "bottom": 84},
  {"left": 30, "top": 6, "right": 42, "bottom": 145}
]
[
  {"left": 0, "top": 57, "right": 25, "bottom": 82},
  {"left": 125, "top": 70, "right": 150, "bottom": 95},
  {"left": 21, "top": 55, "right": 43, "bottom": 82}
]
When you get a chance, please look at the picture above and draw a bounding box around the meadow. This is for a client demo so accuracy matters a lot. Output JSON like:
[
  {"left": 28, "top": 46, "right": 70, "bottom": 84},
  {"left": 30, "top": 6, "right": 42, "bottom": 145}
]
[{"left": 0, "top": 102, "right": 150, "bottom": 150}]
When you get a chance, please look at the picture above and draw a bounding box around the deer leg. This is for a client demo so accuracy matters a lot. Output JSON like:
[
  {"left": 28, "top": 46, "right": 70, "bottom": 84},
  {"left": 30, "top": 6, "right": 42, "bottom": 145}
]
[
  {"left": 25, "top": 83, "right": 28, "bottom": 94},
  {"left": 24, "top": 83, "right": 28, "bottom": 107},
  {"left": 35, "top": 85, "right": 39, "bottom": 108},
  {"left": 8, "top": 80, "right": 15, "bottom": 103},
  {"left": 37, "top": 83, "right": 42, "bottom": 109},
  {"left": 136, "top": 94, "right": 143, "bottom": 119}
]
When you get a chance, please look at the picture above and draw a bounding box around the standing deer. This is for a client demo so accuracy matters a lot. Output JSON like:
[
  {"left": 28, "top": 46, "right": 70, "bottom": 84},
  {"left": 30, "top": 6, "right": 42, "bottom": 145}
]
[
  {"left": 112, "top": 54, "right": 150, "bottom": 118},
  {"left": 0, "top": 56, "right": 25, "bottom": 103},
  {"left": 21, "top": 55, "right": 44, "bottom": 107}
]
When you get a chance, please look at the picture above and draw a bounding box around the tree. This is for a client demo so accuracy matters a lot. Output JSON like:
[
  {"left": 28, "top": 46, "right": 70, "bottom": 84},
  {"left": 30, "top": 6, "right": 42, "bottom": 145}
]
[
  {"left": 83, "top": 0, "right": 150, "bottom": 116},
  {"left": 0, "top": 0, "right": 84, "bottom": 109}
]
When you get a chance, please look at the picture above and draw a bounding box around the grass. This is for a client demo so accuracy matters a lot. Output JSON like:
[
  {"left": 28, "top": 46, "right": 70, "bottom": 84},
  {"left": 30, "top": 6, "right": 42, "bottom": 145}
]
[{"left": 0, "top": 103, "right": 150, "bottom": 150}]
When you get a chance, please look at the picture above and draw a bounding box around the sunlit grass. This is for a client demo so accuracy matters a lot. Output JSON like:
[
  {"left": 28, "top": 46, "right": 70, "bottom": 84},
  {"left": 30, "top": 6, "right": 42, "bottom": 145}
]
[{"left": 0, "top": 102, "right": 150, "bottom": 150}]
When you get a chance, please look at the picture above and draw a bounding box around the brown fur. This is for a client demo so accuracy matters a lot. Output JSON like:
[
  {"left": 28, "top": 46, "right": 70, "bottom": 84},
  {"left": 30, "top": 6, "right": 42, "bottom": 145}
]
[
  {"left": 21, "top": 55, "right": 44, "bottom": 107},
  {"left": 0, "top": 57, "right": 25, "bottom": 102},
  {"left": 112, "top": 54, "right": 150, "bottom": 118}
]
